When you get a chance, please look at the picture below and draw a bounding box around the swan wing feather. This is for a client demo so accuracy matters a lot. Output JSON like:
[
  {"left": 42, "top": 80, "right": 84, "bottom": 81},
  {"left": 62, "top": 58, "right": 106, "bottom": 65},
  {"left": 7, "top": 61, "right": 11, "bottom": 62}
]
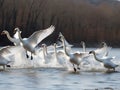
[
  {"left": 0, "top": 46, "right": 11, "bottom": 56},
  {"left": 27, "top": 25, "right": 55, "bottom": 48}
]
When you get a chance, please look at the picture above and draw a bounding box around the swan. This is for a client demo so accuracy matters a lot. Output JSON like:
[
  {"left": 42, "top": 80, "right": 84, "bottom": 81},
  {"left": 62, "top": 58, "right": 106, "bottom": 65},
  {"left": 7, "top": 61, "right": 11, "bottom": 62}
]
[
  {"left": 94, "top": 42, "right": 111, "bottom": 56},
  {"left": 0, "top": 55, "right": 12, "bottom": 70},
  {"left": 42, "top": 43, "right": 59, "bottom": 66},
  {"left": 60, "top": 34, "right": 86, "bottom": 72},
  {"left": 14, "top": 25, "right": 55, "bottom": 60},
  {"left": 77, "top": 41, "right": 89, "bottom": 57},
  {"left": 1, "top": 30, "right": 21, "bottom": 46},
  {"left": 42, "top": 43, "right": 66, "bottom": 67},
  {"left": 0, "top": 46, "right": 15, "bottom": 70},
  {"left": 1, "top": 30, "right": 31, "bottom": 64},
  {"left": 80, "top": 41, "right": 86, "bottom": 52},
  {"left": 53, "top": 43, "right": 69, "bottom": 67},
  {"left": 51, "top": 43, "right": 60, "bottom": 66},
  {"left": 42, "top": 44, "right": 53, "bottom": 64},
  {"left": 89, "top": 51, "right": 118, "bottom": 71},
  {"left": 58, "top": 32, "right": 73, "bottom": 48}
]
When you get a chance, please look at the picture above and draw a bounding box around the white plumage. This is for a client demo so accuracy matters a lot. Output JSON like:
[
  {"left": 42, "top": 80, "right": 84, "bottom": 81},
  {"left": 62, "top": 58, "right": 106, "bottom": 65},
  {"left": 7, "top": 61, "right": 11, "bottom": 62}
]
[
  {"left": 14, "top": 25, "right": 55, "bottom": 60},
  {"left": 0, "top": 46, "right": 15, "bottom": 70},
  {"left": 89, "top": 51, "right": 118, "bottom": 71},
  {"left": 60, "top": 33, "right": 85, "bottom": 72},
  {"left": 1, "top": 30, "right": 21, "bottom": 46}
]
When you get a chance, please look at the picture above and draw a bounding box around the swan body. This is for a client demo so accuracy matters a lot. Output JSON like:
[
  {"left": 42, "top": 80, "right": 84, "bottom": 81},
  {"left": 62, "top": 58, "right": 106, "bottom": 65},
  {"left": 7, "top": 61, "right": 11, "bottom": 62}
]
[
  {"left": 60, "top": 33, "right": 83, "bottom": 72},
  {"left": 14, "top": 25, "right": 55, "bottom": 60},
  {"left": 89, "top": 51, "right": 118, "bottom": 71},
  {"left": 0, "top": 46, "right": 15, "bottom": 70}
]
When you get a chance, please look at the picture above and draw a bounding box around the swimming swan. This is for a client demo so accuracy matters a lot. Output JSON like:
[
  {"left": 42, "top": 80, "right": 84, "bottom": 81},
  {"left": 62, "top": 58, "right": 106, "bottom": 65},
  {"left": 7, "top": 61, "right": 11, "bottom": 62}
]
[{"left": 89, "top": 51, "right": 118, "bottom": 71}]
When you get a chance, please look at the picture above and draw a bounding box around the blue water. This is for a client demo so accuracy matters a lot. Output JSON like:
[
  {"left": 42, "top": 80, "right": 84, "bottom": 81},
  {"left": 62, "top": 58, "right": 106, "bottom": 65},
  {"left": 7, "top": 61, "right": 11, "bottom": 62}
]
[{"left": 0, "top": 48, "right": 120, "bottom": 90}]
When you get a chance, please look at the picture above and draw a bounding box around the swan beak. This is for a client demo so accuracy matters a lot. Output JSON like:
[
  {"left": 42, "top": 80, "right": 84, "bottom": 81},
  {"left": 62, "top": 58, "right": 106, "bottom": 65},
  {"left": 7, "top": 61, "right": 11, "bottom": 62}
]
[
  {"left": 13, "top": 29, "right": 17, "bottom": 33},
  {"left": 89, "top": 51, "right": 92, "bottom": 54}
]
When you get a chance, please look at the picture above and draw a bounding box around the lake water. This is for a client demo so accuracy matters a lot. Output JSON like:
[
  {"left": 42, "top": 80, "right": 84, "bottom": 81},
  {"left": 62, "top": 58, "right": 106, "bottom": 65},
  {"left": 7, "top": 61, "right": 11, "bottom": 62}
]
[{"left": 0, "top": 48, "right": 120, "bottom": 90}]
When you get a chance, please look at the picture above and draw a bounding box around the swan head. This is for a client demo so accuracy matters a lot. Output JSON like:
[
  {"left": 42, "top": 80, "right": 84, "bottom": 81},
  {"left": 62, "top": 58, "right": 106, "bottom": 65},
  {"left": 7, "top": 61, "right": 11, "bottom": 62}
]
[
  {"left": 58, "top": 32, "right": 65, "bottom": 42},
  {"left": 56, "top": 32, "right": 64, "bottom": 43},
  {"left": 80, "top": 41, "right": 85, "bottom": 45},
  {"left": 54, "top": 43, "right": 56, "bottom": 47},
  {"left": 41, "top": 44, "right": 46, "bottom": 47},
  {"left": 89, "top": 51, "right": 95, "bottom": 54},
  {"left": 14, "top": 27, "right": 22, "bottom": 34},
  {"left": 59, "top": 32, "right": 63, "bottom": 37},
  {"left": 100, "top": 42, "right": 107, "bottom": 48},
  {"left": 1, "top": 30, "right": 8, "bottom": 35}
]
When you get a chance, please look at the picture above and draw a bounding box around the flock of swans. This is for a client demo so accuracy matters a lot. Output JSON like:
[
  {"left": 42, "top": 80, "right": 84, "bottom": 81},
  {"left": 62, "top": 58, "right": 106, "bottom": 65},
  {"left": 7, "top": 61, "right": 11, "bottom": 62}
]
[{"left": 0, "top": 25, "right": 119, "bottom": 72}]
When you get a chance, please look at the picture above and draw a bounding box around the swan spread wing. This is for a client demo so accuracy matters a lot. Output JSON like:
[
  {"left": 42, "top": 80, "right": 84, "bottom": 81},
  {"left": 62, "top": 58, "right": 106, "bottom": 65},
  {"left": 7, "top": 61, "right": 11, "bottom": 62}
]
[
  {"left": 0, "top": 46, "right": 24, "bottom": 57},
  {"left": 0, "top": 46, "right": 11, "bottom": 56},
  {"left": 27, "top": 25, "right": 55, "bottom": 48}
]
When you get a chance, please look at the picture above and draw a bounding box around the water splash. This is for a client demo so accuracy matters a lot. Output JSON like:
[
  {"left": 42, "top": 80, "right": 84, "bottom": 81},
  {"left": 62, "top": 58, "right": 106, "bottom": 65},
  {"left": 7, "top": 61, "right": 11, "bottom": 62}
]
[{"left": 4, "top": 47, "right": 120, "bottom": 72}]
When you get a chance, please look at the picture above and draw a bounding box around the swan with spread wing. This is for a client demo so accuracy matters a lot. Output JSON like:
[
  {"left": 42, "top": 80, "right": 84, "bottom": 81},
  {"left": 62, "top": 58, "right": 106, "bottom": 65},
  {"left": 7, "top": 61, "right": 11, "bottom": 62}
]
[{"left": 14, "top": 25, "right": 55, "bottom": 60}]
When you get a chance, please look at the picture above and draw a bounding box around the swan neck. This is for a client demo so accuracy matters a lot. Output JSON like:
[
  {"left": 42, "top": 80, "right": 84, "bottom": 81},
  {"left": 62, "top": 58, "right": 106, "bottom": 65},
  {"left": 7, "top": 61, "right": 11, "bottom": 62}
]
[
  {"left": 92, "top": 52, "right": 102, "bottom": 62},
  {"left": 63, "top": 37, "right": 70, "bottom": 56},
  {"left": 44, "top": 45, "right": 48, "bottom": 55},
  {"left": 82, "top": 43, "right": 86, "bottom": 52},
  {"left": 6, "top": 32, "right": 14, "bottom": 42},
  {"left": 54, "top": 44, "right": 57, "bottom": 59},
  {"left": 42, "top": 47, "right": 46, "bottom": 60},
  {"left": 18, "top": 31, "right": 23, "bottom": 42}
]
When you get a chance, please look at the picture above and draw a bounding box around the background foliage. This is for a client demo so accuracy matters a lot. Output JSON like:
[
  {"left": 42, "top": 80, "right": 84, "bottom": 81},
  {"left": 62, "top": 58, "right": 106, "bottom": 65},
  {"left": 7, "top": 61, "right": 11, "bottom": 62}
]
[{"left": 0, "top": 0, "right": 120, "bottom": 47}]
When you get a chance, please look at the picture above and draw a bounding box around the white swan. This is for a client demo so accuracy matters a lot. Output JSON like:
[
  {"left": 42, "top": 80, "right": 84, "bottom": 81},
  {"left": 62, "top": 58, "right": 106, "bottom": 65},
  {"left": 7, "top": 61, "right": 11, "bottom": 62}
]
[
  {"left": 60, "top": 34, "right": 85, "bottom": 72},
  {"left": 80, "top": 41, "right": 86, "bottom": 52},
  {"left": 1, "top": 30, "right": 21, "bottom": 46},
  {"left": 42, "top": 43, "right": 60, "bottom": 66},
  {"left": 77, "top": 41, "right": 89, "bottom": 57},
  {"left": 89, "top": 51, "right": 118, "bottom": 71},
  {"left": 51, "top": 43, "right": 60, "bottom": 66},
  {"left": 94, "top": 42, "right": 111, "bottom": 56},
  {"left": 53, "top": 43, "right": 69, "bottom": 67},
  {"left": 58, "top": 32, "right": 73, "bottom": 48},
  {"left": 1, "top": 30, "right": 30, "bottom": 63},
  {"left": 42, "top": 44, "right": 53, "bottom": 64},
  {"left": 14, "top": 25, "right": 55, "bottom": 60}
]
